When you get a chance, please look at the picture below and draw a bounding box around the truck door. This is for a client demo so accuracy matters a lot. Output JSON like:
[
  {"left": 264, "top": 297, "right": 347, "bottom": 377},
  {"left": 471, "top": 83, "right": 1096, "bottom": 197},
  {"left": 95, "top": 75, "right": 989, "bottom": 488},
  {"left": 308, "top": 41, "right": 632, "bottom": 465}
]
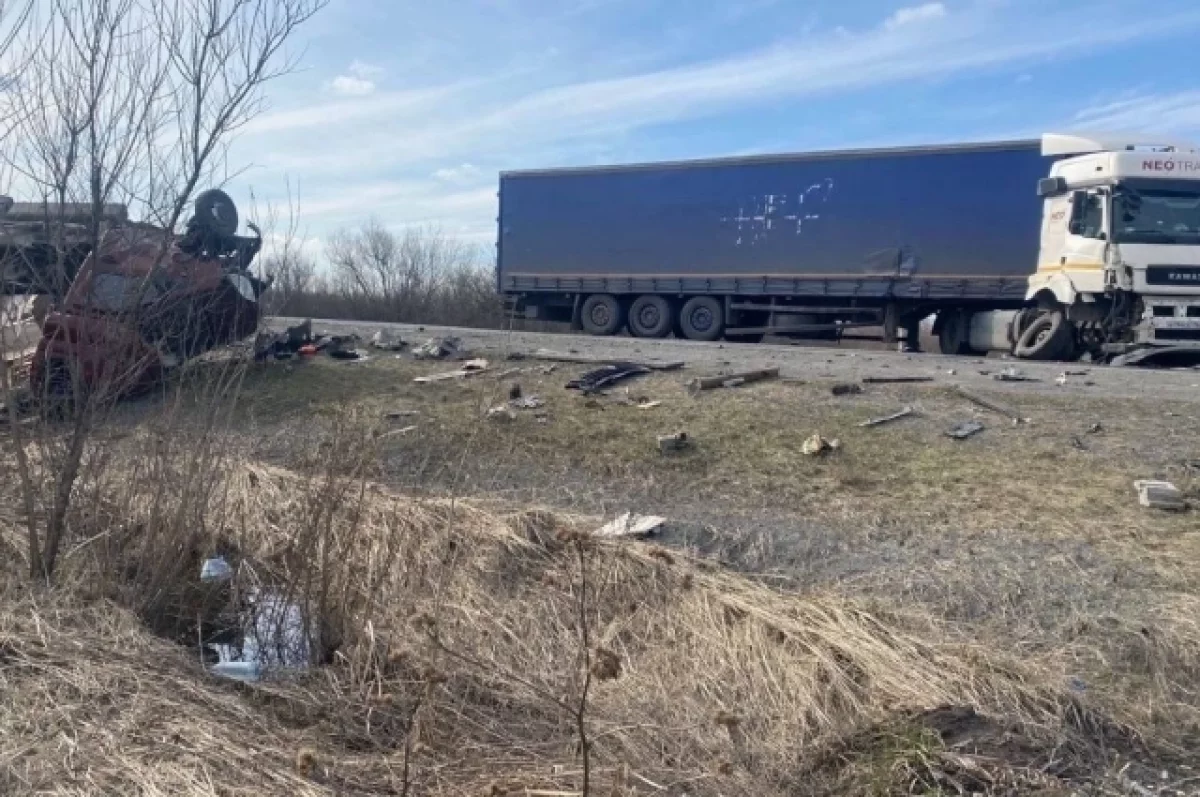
[{"left": 1059, "top": 190, "right": 1107, "bottom": 270}]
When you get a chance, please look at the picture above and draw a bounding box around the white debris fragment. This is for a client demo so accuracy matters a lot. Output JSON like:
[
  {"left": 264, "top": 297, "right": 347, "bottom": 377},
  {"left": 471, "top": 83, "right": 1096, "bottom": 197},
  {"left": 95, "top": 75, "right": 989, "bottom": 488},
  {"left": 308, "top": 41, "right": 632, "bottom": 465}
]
[
  {"left": 594, "top": 512, "right": 666, "bottom": 539},
  {"left": 1134, "top": 480, "right": 1186, "bottom": 511}
]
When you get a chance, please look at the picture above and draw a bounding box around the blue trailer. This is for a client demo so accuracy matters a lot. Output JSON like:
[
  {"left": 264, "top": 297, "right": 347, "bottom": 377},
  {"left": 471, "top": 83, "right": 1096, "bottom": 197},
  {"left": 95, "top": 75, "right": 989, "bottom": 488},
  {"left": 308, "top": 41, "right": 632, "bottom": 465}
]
[{"left": 497, "top": 139, "right": 1053, "bottom": 350}]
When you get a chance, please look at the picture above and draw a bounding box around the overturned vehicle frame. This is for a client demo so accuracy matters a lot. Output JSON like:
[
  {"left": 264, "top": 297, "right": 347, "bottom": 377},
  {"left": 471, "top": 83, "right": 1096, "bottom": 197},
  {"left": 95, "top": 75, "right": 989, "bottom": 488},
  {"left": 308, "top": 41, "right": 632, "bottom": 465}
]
[{"left": 17, "top": 190, "right": 269, "bottom": 397}]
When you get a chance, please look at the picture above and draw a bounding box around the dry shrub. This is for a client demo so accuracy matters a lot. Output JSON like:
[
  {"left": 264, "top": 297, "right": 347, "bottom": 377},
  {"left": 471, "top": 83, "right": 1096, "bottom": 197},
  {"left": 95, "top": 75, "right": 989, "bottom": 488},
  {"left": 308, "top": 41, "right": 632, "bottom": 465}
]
[{"left": 0, "top": 427, "right": 1162, "bottom": 795}]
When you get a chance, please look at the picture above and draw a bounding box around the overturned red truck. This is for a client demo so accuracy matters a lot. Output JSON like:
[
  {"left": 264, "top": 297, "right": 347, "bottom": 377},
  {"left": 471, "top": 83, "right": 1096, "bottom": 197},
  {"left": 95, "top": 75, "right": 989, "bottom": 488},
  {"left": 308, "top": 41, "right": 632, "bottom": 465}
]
[{"left": 7, "top": 190, "right": 269, "bottom": 397}]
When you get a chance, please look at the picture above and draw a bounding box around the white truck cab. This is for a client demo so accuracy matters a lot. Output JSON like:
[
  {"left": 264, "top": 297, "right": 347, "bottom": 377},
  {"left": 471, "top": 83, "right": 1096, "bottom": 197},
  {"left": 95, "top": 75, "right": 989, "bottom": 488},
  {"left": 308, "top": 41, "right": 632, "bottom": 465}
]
[{"left": 1009, "top": 133, "right": 1200, "bottom": 360}]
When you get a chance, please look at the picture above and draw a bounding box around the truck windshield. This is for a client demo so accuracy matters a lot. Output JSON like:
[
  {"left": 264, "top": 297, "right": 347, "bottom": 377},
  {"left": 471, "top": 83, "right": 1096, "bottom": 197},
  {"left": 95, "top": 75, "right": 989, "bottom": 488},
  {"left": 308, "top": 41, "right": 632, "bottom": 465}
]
[{"left": 1112, "top": 180, "right": 1200, "bottom": 244}]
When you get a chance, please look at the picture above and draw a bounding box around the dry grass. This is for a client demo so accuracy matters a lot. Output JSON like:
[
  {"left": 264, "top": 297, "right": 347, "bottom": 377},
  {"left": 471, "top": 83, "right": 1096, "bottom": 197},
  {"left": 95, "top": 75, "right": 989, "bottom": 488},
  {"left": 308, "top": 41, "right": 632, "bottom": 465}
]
[
  {"left": 0, "top": 449, "right": 1167, "bottom": 795},
  {"left": 1, "top": 352, "right": 1198, "bottom": 795}
]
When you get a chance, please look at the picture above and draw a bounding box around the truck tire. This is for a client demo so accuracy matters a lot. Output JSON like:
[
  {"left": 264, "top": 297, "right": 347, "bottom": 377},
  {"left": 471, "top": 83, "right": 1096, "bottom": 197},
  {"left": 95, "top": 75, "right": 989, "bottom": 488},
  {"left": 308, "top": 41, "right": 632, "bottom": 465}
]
[
  {"left": 193, "top": 189, "right": 238, "bottom": 236},
  {"left": 1013, "top": 310, "right": 1073, "bottom": 360},
  {"left": 580, "top": 294, "right": 624, "bottom": 336},
  {"left": 937, "top": 310, "right": 977, "bottom": 356},
  {"left": 628, "top": 295, "right": 672, "bottom": 338},
  {"left": 678, "top": 296, "right": 725, "bottom": 341}
]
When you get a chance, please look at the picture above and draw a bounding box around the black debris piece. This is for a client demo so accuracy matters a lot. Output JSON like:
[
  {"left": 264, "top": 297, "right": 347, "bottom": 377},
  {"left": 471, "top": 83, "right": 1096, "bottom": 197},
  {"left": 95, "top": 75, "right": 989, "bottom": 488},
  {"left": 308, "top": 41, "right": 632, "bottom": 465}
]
[{"left": 567, "top": 362, "right": 651, "bottom": 393}]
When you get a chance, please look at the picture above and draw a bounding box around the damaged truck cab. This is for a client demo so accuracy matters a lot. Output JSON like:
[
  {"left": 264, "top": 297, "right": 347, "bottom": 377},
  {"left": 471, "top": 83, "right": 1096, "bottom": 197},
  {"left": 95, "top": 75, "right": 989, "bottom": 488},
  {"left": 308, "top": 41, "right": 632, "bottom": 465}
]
[
  {"left": 30, "top": 190, "right": 268, "bottom": 397},
  {"left": 1008, "top": 134, "right": 1200, "bottom": 361}
]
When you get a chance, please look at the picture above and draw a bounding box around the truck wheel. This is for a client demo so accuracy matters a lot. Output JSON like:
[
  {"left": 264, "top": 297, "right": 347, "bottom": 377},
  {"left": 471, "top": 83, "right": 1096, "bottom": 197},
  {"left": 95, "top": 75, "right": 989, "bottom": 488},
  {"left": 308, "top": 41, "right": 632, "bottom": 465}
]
[
  {"left": 579, "top": 294, "right": 624, "bottom": 336},
  {"left": 193, "top": 189, "right": 239, "bottom": 236},
  {"left": 1013, "top": 310, "right": 1073, "bottom": 360},
  {"left": 678, "top": 296, "right": 725, "bottom": 341},
  {"left": 628, "top": 295, "right": 672, "bottom": 338},
  {"left": 937, "top": 310, "right": 976, "bottom": 356}
]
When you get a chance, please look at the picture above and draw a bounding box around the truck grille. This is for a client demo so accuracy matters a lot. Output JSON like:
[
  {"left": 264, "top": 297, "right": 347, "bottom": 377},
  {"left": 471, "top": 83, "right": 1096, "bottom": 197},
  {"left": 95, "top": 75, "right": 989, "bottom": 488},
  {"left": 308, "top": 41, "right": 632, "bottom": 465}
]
[{"left": 1147, "top": 266, "right": 1200, "bottom": 285}]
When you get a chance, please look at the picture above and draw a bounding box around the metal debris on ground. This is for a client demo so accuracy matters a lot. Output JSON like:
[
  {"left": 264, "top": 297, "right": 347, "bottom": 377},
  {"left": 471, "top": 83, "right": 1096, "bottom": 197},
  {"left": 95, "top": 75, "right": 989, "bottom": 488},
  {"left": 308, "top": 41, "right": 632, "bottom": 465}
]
[
  {"left": 511, "top": 395, "right": 544, "bottom": 410},
  {"left": 507, "top": 382, "right": 523, "bottom": 400},
  {"left": 376, "top": 425, "right": 417, "bottom": 440},
  {"left": 413, "top": 359, "right": 490, "bottom": 383},
  {"left": 688, "top": 367, "right": 779, "bottom": 392},
  {"left": 567, "top": 362, "right": 651, "bottom": 393},
  {"left": 528, "top": 347, "right": 684, "bottom": 371},
  {"left": 946, "top": 420, "right": 985, "bottom": 440},
  {"left": 412, "top": 336, "right": 464, "bottom": 360},
  {"left": 861, "top": 375, "right": 934, "bottom": 384},
  {"left": 328, "top": 348, "right": 365, "bottom": 361},
  {"left": 1087, "top": 422, "right": 1103, "bottom": 434},
  {"left": 385, "top": 409, "right": 419, "bottom": 420},
  {"left": 955, "top": 385, "right": 1028, "bottom": 424},
  {"left": 637, "top": 400, "right": 661, "bottom": 410},
  {"left": 858, "top": 406, "right": 915, "bottom": 428},
  {"left": 1070, "top": 435, "right": 1087, "bottom": 451},
  {"left": 831, "top": 383, "right": 863, "bottom": 396},
  {"left": 994, "top": 366, "right": 1037, "bottom": 382},
  {"left": 594, "top": 512, "right": 666, "bottom": 539},
  {"left": 657, "top": 432, "right": 690, "bottom": 454},
  {"left": 369, "top": 328, "right": 405, "bottom": 351},
  {"left": 486, "top": 405, "right": 516, "bottom": 422},
  {"left": 1134, "top": 479, "right": 1186, "bottom": 511},
  {"left": 802, "top": 433, "right": 839, "bottom": 456}
]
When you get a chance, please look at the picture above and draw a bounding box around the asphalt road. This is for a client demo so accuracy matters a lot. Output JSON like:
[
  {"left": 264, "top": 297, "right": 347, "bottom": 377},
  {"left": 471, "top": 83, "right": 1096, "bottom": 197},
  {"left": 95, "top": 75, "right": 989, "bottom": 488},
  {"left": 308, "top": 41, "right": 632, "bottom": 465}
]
[{"left": 273, "top": 317, "right": 1200, "bottom": 405}]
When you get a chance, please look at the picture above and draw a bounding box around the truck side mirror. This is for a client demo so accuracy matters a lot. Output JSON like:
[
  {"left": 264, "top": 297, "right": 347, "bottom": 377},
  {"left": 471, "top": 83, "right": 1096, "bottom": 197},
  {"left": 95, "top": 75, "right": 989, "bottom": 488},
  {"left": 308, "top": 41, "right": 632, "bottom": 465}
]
[{"left": 1037, "top": 176, "right": 1068, "bottom": 197}]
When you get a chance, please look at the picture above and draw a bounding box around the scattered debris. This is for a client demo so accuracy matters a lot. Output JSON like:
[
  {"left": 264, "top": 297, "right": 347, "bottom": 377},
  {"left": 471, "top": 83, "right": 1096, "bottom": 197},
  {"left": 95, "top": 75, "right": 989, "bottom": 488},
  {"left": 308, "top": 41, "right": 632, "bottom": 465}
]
[
  {"left": 413, "top": 359, "right": 490, "bottom": 383},
  {"left": 486, "top": 405, "right": 516, "bottom": 422},
  {"left": 528, "top": 347, "right": 684, "bottom": 371},
  {"left": 200, "top": 556, "right": 233, "bottom": 582},
  {"left": 946, "top": 368, "right": 956, "bottom": 376},
  {"left": 539, "top": 364, "right": 558, "bottom": 375},
  {"left": 1063, "top": 369, "right": 1089, "bottom": 376},
  {"left": 376, "top": 425, "right": 417, "bottom": 440},
  {"left": 328, "top": 348, "right": 365, "bottom": 361},
  {"left": 831, "top": 383, "right": 863, "bottom": 396},
  {"left": 369, "top": 328, "right": 405, "bottom": 351},
  {"left": 1070, "top": 435, "right": 1087, "bottom": 451},
  {"left": 861, "top": 375, "right": 934, "bottom": 384},
  {"left": 994, "top": 366, "right": 1037, "bottom": 382},
  {"left": 594, "top": 512, "right": 666, "bottom": 539},
  {"left": 637, "top": 400, "right": 661, "bottom": 410},
  {"left": 955, "top": 385, "right": 1028, "bottom": 424},
  {"left": 508, "top": 382, "right": 523, "bottom": 400},
  {"left": 657, "top": 432, "right": 690, "bottom": 454},
  {"left": 511, "top": 395, "right": 544, "bottom": 410},
  {"left": 802, "top": 433, "right": 839, "bottom": 456},
  {"left": 1134, "top": 480, "right": 1186, "bottom": 511},
  {"left": 858, "top": 406, "right": 915, "bottom": 428},
  {"left": 385, "top": 409, "right": 419, "bottom": 420},
  {"left": 946, "top": 420, "right": 985, "bottom": 440},
  {"left": 1087, "top": 422, "right": 1103, "bottom": 434},
  {"left": 688, "top": 367, "right": 779, "bottom": 392},
  {"left": 495, "top": 368, "right": 523, "bottom": 381},
  {"left": 567, "top": 362, "right": 651, "bottom": 393},
  {"left": 413, "top": 336, "right": 464, "bottom": 360}
]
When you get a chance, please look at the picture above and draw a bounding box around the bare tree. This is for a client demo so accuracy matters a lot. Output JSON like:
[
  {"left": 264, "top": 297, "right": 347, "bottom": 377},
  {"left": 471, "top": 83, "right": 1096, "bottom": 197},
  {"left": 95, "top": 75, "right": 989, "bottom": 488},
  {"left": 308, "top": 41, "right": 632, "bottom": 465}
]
[{"left": 0, "top": 0, "right": 325, "bottom": 580}]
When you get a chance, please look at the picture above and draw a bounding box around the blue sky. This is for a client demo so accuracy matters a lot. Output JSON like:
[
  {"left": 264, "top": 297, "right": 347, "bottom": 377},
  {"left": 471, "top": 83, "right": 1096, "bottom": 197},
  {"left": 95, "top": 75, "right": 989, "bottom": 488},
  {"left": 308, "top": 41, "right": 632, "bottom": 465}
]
[{"left": 229, "top": 0, "right": 1200, "bottom": 257}]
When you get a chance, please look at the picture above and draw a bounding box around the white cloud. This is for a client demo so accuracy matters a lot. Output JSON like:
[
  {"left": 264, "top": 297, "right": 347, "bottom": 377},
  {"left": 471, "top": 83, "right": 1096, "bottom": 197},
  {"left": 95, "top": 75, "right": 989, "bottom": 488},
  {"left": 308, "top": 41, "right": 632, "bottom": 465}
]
[
  {"left": 347, "top": 60, "right": 384, "bottom": 80},
  {"left": 325, "top": 60, "right": 386, "bottom": 97},
  {"left": 884, "top": 2, "right": 946, "bottom": 29},
  {"left": 329, "top": 75, "right": 376, "bottom": 96},
  {"left": 1072, "top": 91, "right": 1200, "bottom": 136},
  {"left": 433, "top": 163, "right": 484, "bottom": 184}
]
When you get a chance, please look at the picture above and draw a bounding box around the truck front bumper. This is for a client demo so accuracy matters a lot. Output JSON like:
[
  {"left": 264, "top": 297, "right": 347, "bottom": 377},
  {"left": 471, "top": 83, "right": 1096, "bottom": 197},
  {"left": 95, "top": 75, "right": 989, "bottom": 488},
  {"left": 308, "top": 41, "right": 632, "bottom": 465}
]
[{"left": 1135, "top": 296, "right": 1200, "bottom": 345}]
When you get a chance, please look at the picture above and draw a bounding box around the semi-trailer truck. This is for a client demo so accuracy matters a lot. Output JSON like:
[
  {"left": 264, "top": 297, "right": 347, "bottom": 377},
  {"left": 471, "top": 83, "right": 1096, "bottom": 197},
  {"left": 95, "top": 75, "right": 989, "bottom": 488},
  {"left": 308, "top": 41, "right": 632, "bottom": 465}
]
[{"left": 496, "top": 133, "right": 1200, "bottom": 362}]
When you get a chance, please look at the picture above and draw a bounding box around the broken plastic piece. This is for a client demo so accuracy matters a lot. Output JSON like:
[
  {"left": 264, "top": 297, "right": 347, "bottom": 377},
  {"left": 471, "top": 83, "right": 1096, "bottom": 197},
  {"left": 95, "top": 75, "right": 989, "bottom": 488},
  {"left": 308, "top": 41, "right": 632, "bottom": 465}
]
[{"left": 594, "top": 513, "right": 666, "bottom": 539}]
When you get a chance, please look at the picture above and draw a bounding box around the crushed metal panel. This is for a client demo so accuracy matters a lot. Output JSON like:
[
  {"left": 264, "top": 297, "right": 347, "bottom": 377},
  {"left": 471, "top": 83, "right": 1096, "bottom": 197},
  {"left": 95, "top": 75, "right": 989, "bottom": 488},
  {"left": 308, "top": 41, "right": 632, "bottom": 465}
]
[{"left": 594, "top": 512, "right": 666, "bottom": 539}]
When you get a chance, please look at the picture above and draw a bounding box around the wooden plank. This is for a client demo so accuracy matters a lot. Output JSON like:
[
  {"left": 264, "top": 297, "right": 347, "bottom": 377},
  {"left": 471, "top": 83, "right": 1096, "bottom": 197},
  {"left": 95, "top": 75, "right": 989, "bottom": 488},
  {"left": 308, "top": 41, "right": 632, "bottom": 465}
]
[
  {"left": 861, "top": 375, "right": 934, "bottom": 384},
  {"left": 524, "top": 348, "right": 684, "bottom": 371},
  {"left": 955, "top": 385, "right": 1027, "bottom": 423},
  {"left": 688, "top": 366, "right": 779, "bottom": 392},
  {"left": 858, "top": 406, "right": 914, "bottom": 427}
]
